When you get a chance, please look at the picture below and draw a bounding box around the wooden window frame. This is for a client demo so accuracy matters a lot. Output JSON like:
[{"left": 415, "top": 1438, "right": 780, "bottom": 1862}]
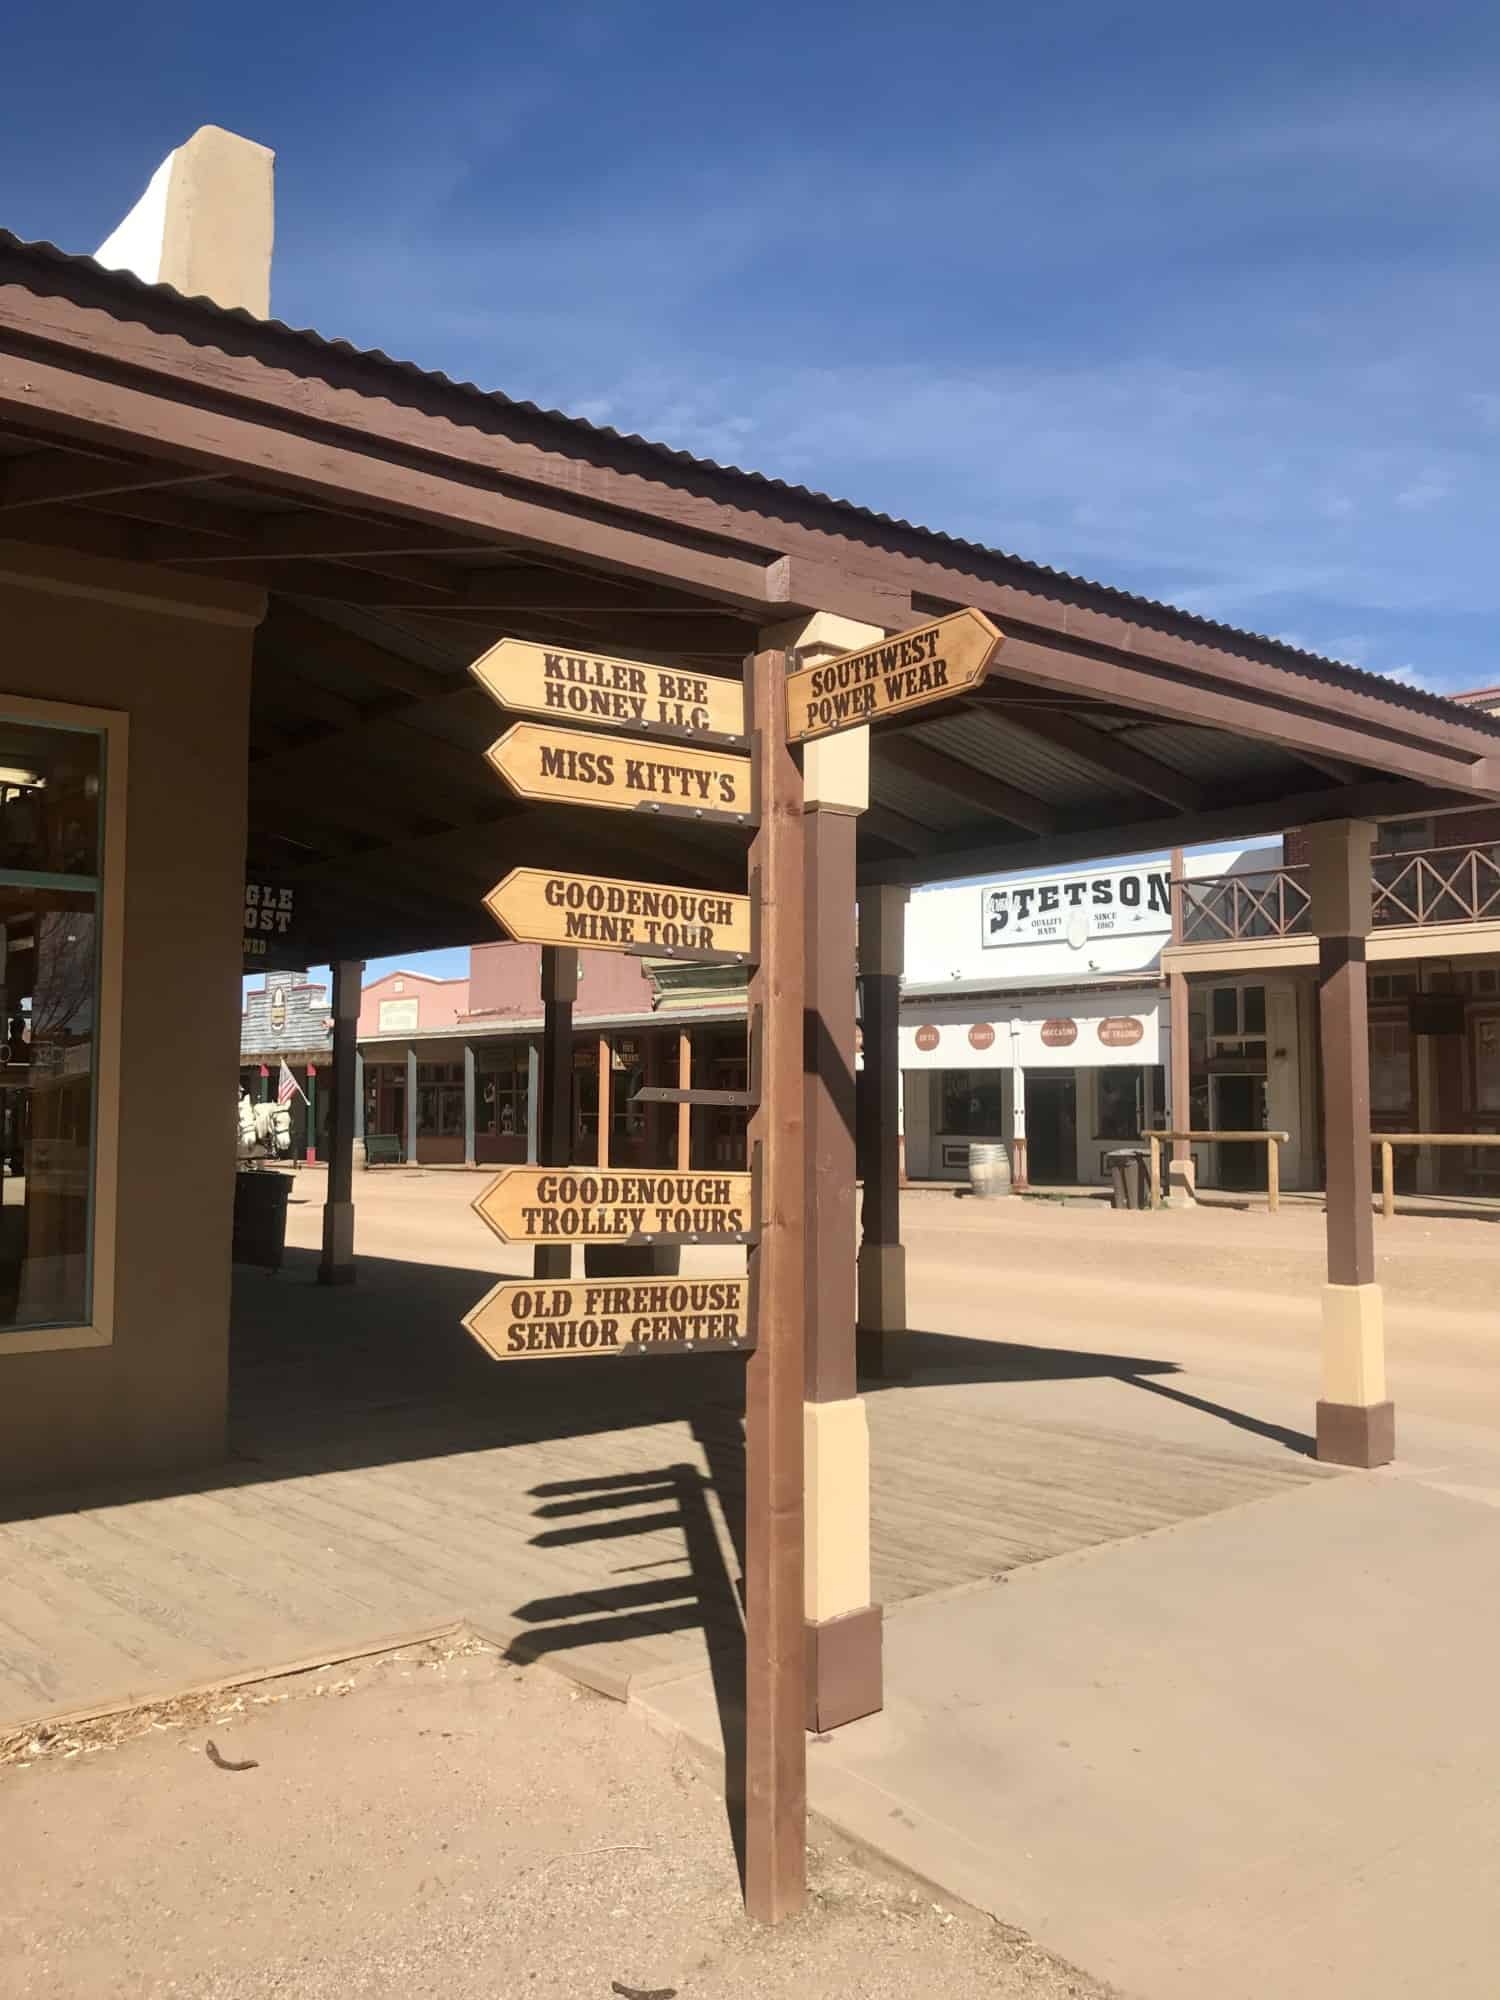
[{"left": 1, "top": 693, "right": 126, "bottom": 1357}]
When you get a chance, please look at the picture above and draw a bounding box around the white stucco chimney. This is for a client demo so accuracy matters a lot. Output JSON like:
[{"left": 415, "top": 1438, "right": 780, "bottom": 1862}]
[{"left": 94, "top": 124, "right": 274, "bottom": 318}]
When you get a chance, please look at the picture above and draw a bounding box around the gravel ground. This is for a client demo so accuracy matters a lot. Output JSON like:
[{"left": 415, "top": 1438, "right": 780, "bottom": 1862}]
[{"left": 0, "top": 1640, "right": 1112, "bottom": 2000}]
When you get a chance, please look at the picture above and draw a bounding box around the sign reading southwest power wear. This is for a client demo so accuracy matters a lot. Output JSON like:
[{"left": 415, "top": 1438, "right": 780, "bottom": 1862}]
[{"left": 981, "top": 864, "right": 1171, "bottom": 949}]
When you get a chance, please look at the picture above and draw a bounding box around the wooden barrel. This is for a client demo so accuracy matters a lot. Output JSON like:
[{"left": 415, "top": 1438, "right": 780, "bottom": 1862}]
[{"left": 968, "top": 1141, "right": 1013, "bottom": 1199}]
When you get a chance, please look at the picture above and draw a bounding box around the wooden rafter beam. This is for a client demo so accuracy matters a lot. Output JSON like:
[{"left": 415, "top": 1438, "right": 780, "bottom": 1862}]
[
  {"left": 861, "top": 803, "right": 941, "bottom": 854},
  {"left": 970, "top": 684, "right": 1208, "bottom": 810},
  {"left": 0, "top": 446, "right": 214, "bottom": 511},
  {"left": 874, "top": 735, "right": 1058, "bottom": 835},
  {"left": 259, "top": 604, "right": 455, "bottom": 701}
]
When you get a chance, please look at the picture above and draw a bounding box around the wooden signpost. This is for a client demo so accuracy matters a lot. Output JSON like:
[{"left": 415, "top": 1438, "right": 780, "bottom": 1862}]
[
  {"left": 473, "top": 1167, "right": 753, "bottom": 1245},
  {"left": 485, "top": 724, "right": 753, "bottom": 823},
  {"left": 482, "top": 867, "right": 753, "bottom": 960},
  {"left": 462, "top": 1275, "right": 752, "bottom": 1360},
  {"left": 464, "top": 610, "right": 997, "bottom": 1928},
  {"left": 784, "top": 606, "right": 1003, "bottom": 742},
  {"left": 470, "top": 638, "right": 747, "bottom": 744}
]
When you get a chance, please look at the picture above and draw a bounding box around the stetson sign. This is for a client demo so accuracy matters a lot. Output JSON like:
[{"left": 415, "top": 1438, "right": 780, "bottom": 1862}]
[{"left": 982, "top": 863, "right": 1171, "bottom": 949}]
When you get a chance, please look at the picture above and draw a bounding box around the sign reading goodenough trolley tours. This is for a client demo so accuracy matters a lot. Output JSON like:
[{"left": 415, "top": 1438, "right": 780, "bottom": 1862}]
[
  {"left": 473, "top": 1168, "right": 754, "bottom": 1246},
  {"left": 784, "top": 608, "right": 1002, "bottom": 742}
]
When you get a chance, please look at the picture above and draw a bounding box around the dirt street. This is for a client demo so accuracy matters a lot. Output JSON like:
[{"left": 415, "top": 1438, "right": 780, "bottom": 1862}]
[{"left": 0, "top": 1640, "right": 1108, "bottom": 2000}]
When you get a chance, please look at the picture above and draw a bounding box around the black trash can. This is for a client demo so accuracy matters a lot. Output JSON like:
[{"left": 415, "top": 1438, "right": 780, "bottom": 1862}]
[
  {"left": 233, "top": 1168, "right": 291, "bottom": 1270},
  {"left": 1103, "top": 1147, "right": 1148, "bottom": 1211}
]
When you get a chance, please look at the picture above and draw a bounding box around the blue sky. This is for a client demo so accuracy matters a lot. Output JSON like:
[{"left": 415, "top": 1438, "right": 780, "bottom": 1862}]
[{"left": 10, "top": 4, "right": 1499, "bottom": 987}]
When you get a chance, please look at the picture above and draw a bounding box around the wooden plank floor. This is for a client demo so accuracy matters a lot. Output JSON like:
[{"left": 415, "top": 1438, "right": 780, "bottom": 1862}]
[{"left": 0, "top": 1251, "right": 1331, "bottom": 1734}]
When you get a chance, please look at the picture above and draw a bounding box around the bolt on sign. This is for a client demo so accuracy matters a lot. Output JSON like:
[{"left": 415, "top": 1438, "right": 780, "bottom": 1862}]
[
  {"left": 484, "top": 867, "right": 753, "bottom": 960},
  {"left": 784, "top": 607, "right": 1004, "bottom": 743},
  {"left": 485, "top": 724, "right": 753, "bottom": 824},
  {"left": 469, "top": 639, "right": 747, "bottom": 744},
  {"left": 473, "top": 1168, "right": 754, "bottom": 1245},
  {"left": 462, "top": 1276, "right": 752, "bottom": 1360}
]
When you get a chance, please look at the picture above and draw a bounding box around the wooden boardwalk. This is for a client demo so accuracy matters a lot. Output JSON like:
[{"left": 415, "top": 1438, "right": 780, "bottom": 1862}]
[{"left": 0, "top": 1247, "right": 1332, "bottom": 1734}]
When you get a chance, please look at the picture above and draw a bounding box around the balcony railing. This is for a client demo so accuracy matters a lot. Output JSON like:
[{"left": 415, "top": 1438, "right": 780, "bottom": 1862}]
[{"left": 1178, "top": 841, "right": 1500, "bottom": 944}]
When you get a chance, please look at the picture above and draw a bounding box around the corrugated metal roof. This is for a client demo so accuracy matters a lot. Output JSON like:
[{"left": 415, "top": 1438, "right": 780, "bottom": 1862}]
[
  {"left": 911, "top": 712, "right": 1140, "bottom": 810},
  {"left": 1117, "top": 721, "right": 1298, "bottom": 782},
  {"left": 868, "top": 764, "right": 977, "bottom": 833},
  {"left": 4, "top": 224, "right": 1499, "bottom": 743}
]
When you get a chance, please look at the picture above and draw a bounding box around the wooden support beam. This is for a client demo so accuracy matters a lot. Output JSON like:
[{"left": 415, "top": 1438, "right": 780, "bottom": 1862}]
[
  {"left": 0, "top": 446, "right": 211, "bottom": 511},
  {"left": 158, "top": 510, "right": 501, "bottom": 565},
  {"left": 874, "top": 734, "right": 1058, "bottom": 834},
  {"left": 536, "top": 947, "right": 577, "bottom": 1281},
  {"left": 259, "top": 604, "right": 455, "bottom": 701},
  {"left": 744, "top": 643, "right": 807, "bottom": 1924},
  {"left": 860, "top": 803, "right": 940, "bottom": 854}
]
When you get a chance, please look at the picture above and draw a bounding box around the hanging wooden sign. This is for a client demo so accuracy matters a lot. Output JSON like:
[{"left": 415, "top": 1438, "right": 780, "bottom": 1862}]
[
  {"left": 785, "top": 607, "right": 1004, "bottom": 743},
  {"left": 473, "top": 1167, "right": 754, "bottom": 1245},
  {"left": 470, "top": 639, "right": 747, "bottom": 745},
  {"left": 462, "top": 1276, "right": 753, "bottom": 1360},
  {"left": 484, "top": 867, "right": 753, "bottom": 961},
  {"left": 485, "top": 724, "right": 753, "bottom": 824}
]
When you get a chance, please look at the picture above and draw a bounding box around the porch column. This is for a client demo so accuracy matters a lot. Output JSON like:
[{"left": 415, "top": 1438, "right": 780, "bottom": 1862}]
[
  {"left": 526, "top": 1041, "right": 541, "bottom": 1164},
  {"left": 463, "top": 1042, "right": 476, "bottom": 1168},
  {"left": 354, "top": 1051, "right": 365, "bottom": 1152},
  {"left": 857, "top": 882, "right": 908, "bottom": 1379},
  {"left": 319, "top": 959, "right": 360, "bottom": 1285},
  {"left": 536, "top": 947, "right": 576, "bottom": 1280},
  {"left": 304, "top": 1065, "right": 317, "bottom": 1163},
  {"left": 405, "top": 1044, "right": 418, "bottom": 1166},
  {"left": 1009, "top": 1021, "right": 1029, "bottom": 1191},
  {"left": 1167, "top": 845, "right": 1195, "bottom": 1206},
  {"left": 778, "top": 610, "right": 883, "bottom": 1733},
  {"left": 1307, "top": 819, "right": 1392, "bottom": 1467}
]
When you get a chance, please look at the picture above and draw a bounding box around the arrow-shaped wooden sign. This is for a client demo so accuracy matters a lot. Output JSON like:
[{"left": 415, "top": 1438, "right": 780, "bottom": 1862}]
[
  {"left": 483, "top": 867, "right": 753, "bottom": 961},
  {"left": 785, "top": 607, "right": 1004, "bottom": 743},
  {"left": 472, "top": 1167, "right": 754, "bottom": 1246},
  {"left": 470, "top": 639, "right": 747, "bottom": 745},
  {"left": 462, "top": 1276, "right": 753, "bottom": 1360},
  {"left": 485, "top": 724, "right": 753, "bottom": 824}
]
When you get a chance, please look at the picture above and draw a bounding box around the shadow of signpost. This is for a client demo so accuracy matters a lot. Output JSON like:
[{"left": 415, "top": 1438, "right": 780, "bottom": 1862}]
[{"left": 507, "top": 1409, "right": 750, "bottom": 1883}]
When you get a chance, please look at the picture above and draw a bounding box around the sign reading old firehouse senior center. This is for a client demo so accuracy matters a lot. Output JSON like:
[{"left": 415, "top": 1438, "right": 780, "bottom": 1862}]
[
  {"left": 462, "top": 1276, "right": 752, "bottom": 1360},
  {"left": 470, "top": 639, "right": 746, "bottom": 742},
  {"left": 981, "top": 862, "right": 1172, "bottom": 949},
  {"left": 474, "top": 1169, "right": 754, "bottom": 1245},
  {"left": 484, "top": 867, "right": 753, "bottom": 958},
  {"left": 486, "top": 724, "right": 753, "bottom": 823},
  {"left": 784, "top": 608, "right": 1003, "bottom": 743}
]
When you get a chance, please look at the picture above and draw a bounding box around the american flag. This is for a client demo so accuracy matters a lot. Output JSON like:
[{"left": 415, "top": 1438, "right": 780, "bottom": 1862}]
[{"left": 276, "top": 1059, "right": 306, "bottom": 1106}]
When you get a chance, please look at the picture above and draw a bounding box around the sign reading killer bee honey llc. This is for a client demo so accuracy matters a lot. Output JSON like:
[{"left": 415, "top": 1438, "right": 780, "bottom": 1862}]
[
  {"left": 473, "top": 1168, "right": 754, "bottom": 1246},
  {"left": 470, "top": 639, "right": 746, "bottom": 744},
  {"left": 484, "top": 868, "right": 753, "bottom": 960},
  {"left": 785, "top": 608, "right": 1003, "bottom": 743},
  {"left": 485, "top": 724, "right": 752, "bottom": 823},
  {"left": 462, "top": 1277, "right": 752, "bottom": 1361}
]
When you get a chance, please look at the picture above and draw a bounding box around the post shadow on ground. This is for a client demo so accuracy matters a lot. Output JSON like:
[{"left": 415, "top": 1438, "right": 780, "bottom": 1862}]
[{"left": 507, "top": 1407, "right": 751, "bottom": 1886}]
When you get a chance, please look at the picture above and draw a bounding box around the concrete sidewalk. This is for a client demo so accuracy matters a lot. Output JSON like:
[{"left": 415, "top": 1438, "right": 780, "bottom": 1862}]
[{"left": 639, "top": 1397, "right": 1500, "bottom": 2000}]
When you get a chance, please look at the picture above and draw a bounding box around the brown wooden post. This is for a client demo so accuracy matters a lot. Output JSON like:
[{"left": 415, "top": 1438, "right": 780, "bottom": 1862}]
[
  {"left": 856, "top": 884, "right": 908, "bottom": 1378},
  {"left": 535, "top": 946, "right": 576, "bottom": 1281},
  {"left": 318, "top": 959, "right": 361, "bottom": 1285},
  {"left": 1307, "top": 819, "right": 1392, "bottom": 1467},
  {"left": 1167, "top": 845, "right": 1195, "bottom": 1207},
  {"left": 782, "top": 611, "right": 885, "bottom": 1736},
  {"left": 744, "top": 639, "right": 807, "bottom": 1924}
]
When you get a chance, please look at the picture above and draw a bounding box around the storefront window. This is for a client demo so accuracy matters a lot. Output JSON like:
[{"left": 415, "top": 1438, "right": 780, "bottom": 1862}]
[
  {"left": 1370, "top": 1019, "right": 1412, "bottom": 1118},
  {"left": 417, "top": 1061, "right": 464, "bottom": 1137},
  {"left": 1097, "top": 1068, "right": 1140, "bottom": 1141},
  {"left": 479, "top": 1047, "right": 529, "bottom": 1139},
  {"left": 1, "top": 718, "right": 105, "bottom": 1333},
  {"left": 940, "top": 1069, "right": 1004, "bottom": 1136},
  {"left": 1475, "top": 1018, "right": 1500, "bottom": 1116}
]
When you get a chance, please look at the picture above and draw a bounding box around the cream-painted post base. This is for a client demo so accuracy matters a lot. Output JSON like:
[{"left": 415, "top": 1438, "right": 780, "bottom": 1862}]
[
  {"left": 856, "top": 1242, "right": 907, "bottom": 1378},
  {"left": 804, "top": 1398, "right": 882, "bottom": 1730},
  {"left": 318, "top": 1201, "right": 355, "bottom": 1285},
  {"left": 1166, "top": 1158, "right": 1197, "bottom": 1209},
  {"left": 1317, "top": 1282, "right": 1393, "bottom": 1466}
]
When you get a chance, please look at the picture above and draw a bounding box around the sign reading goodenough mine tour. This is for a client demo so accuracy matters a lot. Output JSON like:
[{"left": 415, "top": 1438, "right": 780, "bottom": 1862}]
[
  {"left": 470, "top": 639, "right": 747, "bottom": 743},
  {"left": 484, "top": 868, "right": 753, "bottom": 959},
  {"left": 472, "top": 1168, "right": 754, "bottom": 1245},
  {"left": 485, "top": 724, "right": 753, "bottom": 823},
  {"left": 462, "top": 1276, "right": 752, "bottom": 1361},
  {"left": 784, "top": 607, "right": 1003, "bottom": 743}
]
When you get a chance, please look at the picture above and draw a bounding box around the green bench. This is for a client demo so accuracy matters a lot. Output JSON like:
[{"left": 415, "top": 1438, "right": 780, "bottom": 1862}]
[{"left": 363, "top": 1133, "right": 404, "bottom": 1167}]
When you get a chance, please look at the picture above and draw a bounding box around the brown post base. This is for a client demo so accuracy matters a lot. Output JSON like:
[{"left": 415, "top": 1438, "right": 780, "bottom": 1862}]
[
  {"left": 806, "top": 1603, "right": 883, "bottom": 1733},
  {"left": 316, "top": 1264, "right": 356, "bottom": 1286},
  {"left": 856, "top": 1326, "right": 910, "bottom": 1381},
  {"left": 318, "top": 1200, "right": 355, "bottom": 1286},
  {"left": 1316, "top": 1399, "right": 1395, "bottom": 1469}
]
